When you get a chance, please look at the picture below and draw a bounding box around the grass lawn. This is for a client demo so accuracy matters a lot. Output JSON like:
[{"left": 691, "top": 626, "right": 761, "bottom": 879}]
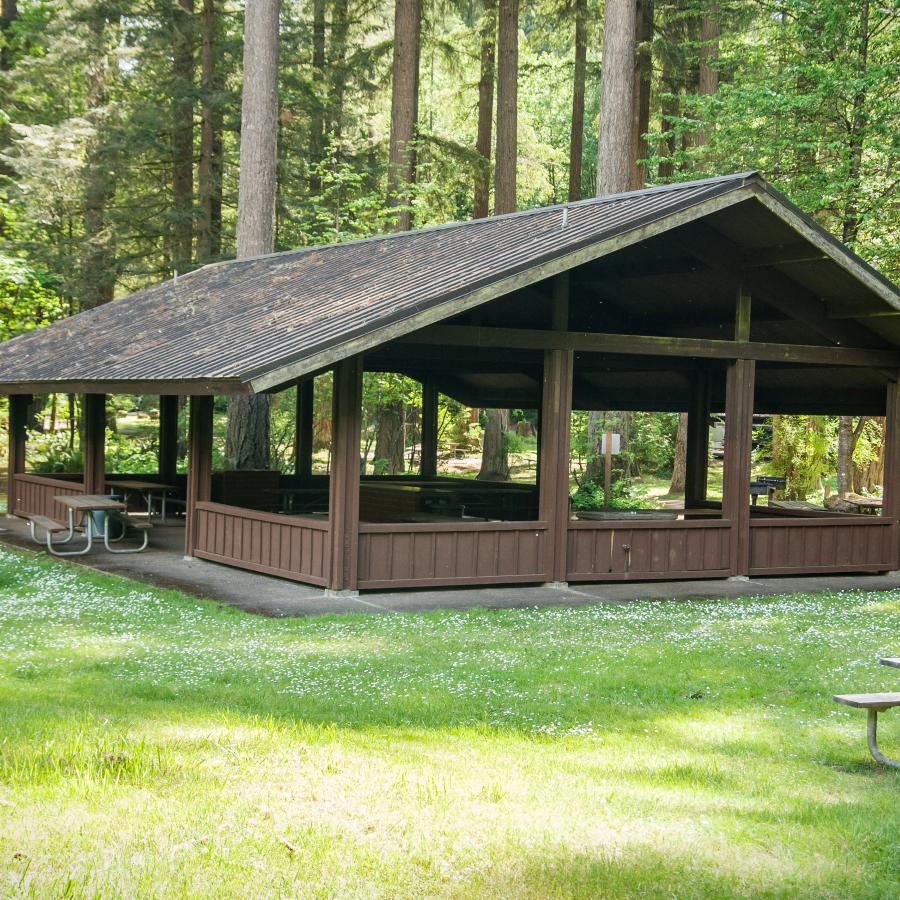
[{"left": 0, "top": 547, "right": 898, "bottom": 898}]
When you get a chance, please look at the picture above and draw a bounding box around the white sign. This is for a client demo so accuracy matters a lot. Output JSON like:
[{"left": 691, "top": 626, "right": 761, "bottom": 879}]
[{"left": 601, "top": 433, "right": 621, "bottom": 454}]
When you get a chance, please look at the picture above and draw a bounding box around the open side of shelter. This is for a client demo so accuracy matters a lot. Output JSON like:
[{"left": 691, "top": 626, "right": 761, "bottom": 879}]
[{"left": 4, "top": 172, "right": 900, "bottom": 593}]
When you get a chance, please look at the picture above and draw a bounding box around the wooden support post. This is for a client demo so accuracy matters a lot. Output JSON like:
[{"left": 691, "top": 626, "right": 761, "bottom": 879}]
[
  {"left": 539, "top": 349, "right": 574, "bottom": 584},
  {"left": 538, "top": 273, "right": 573, "bottom": 584},
  {"left": 7, "top": 394, "right": 30, "bottom": 516},
  {"left": 158, "top": 395, "right": 179, "bottom": 483},
  {"left": 420, "top": 377, "right": 438, "bottom": 478},
  {"left": 685, "top": 369, "right": 711, "bottom": 507},
  {"left": 294, "top": 379, "right": 314, "bottom": 479},
  {"left": 328, "top": 357, "right": 363, "bottom": 593},
  {"left": 185, "top": 395, "right": 214, "bottom": 557},
  {"left": 723, "top": 359, "right": 755, "bottom": 577},
  {"left": 735, "top": 286, "right": 752, "bottom": 342},
  {"left": 881, "top": 378, "right": 900, "bottom": 571},
  {"left": 82, "top": 394, "right": 106, "bottom": 495}
]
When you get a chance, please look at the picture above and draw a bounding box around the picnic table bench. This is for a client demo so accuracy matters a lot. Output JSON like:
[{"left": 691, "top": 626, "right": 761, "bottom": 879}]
[
  {"left": 833, "top": 690, "right": 900, "bottom": 768},
  {"left": 21, "top": 494, "right": 151, "bottom": 556}
]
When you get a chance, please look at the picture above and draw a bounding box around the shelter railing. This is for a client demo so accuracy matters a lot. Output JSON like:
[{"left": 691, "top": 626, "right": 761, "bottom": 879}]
[
  {"left": 566, "top": 519, "right": 732, "bottom": 581},
  {"left": 357, "top": 520, "right": 549, "bottom": 589},
  {"left": 192, "top": 501, "right": 330, "bottom": 587},
  {"left": 748, "top": 515, "right": 896, "bottom": 575},
  {"left": 10, "top": 473, "right": 86, "bottom": 524}
]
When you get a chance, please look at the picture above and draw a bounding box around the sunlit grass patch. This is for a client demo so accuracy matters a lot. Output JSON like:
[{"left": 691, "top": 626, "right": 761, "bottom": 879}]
[{"left": 0, "top": 545, "right": 898, "bottom": 898}]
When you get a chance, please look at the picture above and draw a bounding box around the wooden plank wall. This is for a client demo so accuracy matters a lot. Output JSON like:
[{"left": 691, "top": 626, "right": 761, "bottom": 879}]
[
  {"left": 749, "top": 517, "right": 896, "bottom": 575},
  {"left": 357, "top": 521, "right": 549, "bottom": 589},
  {"left": 566, "top": 521, "right": 732, "bottom": 581},
  {"left": 193, "top": 501, "right": 331, "bottom": 586},
  {"left": 11, "top": 474, "right": 86, "bottom": 524}
]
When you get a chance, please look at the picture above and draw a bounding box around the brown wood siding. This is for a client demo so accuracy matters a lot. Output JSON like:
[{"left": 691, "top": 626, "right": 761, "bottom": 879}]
[
  {"left": 566, "top": 520, "right": 732, "bottom": 581},
  {"left": 192, "top": 501, "right": 330, "bottom": 586},
  {"left": 357, "top": 521, "right": 549, "bottom": 589},
  {"left": 11, "top": 474, "right": 86, "bottom": 524},
  {"left": 749, "top": 517, "right": 896, "bottom": 575}
]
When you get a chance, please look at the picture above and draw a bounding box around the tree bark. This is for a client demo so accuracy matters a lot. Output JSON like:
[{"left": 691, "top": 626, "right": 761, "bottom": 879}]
[
  {"left": 308, "top": 0, "right": 326, "bottom": 194},
  {"left": 0, "top": 0, "right": 17, "bottom": 70},
  {"left": 227, "top": 0, "right": 280, "bottom": 470},
  {"left": 473, "top": 0, "right": 496, "bottom": 218},
  {"left": 842, "top": 0, "right": 869, "bottom": 246},
  {"left": 493, "top": 0, "right": 518, "bottom": 214},
  {"left": 387, "top": 0, "right": 421, "bottom": 231},
  {"left": 327, "top": 0, "right": 350, "bottom": 149},
  {"left": 82, "top": 11, "right": 117, "bottom": 310},
  {"left": 172, "top": 0, "right": 195, "bottom": 274},
  {"left": 597, "top": 0, "right": 636, "bottom": 197},
  {"left": 568, "top": 0, "right": 587, "bottom": 201},
  {"left": 374, "top": 399, "right": 406, "bottom": 474},
  {"left": 479, "top": 408, "right": 510, "bottom": 481},
  {"left": 837, "top": 415, "right": 853, "bottom": 497},
  {"left": 695, "top": 2, "right": 719, "bottom": 149},
  {"left": 198, "top": 0, "right": 224, "bottom": 262},
  {"left": 629, "top": 0, "right": 653, "bottom": 189},
  {"left": 235, "top": 0, "right": 279, "bottom": 258},
  {"left": 669, "top": 412, "right": 688, "bottom": 494}
]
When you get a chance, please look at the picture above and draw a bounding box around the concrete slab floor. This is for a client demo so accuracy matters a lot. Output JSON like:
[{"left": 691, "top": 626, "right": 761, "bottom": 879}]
[{"left": 3, "top": 515, "right": 900, "bottom": 617}]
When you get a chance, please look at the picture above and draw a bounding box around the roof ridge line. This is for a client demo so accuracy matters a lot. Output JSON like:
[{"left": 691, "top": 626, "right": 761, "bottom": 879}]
[{"left": 190, "top": 171, "right": 760, "bottom": 275}]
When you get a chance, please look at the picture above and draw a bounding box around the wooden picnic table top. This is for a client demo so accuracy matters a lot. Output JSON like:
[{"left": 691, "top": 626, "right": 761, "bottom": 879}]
[
  {"left": 880, "top": 657, "right": 900, "bottom": 669},
  {"left": 833, "top": 692, "right": 900, "bottom": 711},
  {"left": 55, "top": 494, "right": 127, "bottom": 511},
  {"left": 106, "top": 479, "right": 178, "bottom": 491}
]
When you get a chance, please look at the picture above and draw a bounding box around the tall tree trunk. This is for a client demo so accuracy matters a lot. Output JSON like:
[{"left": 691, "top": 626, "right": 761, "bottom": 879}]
[
  {"left": 842, "top": 0, "right": 869, "bottom": 246},
  {"left": 374, "top": 399, "right": 406, "bottom": 474},
  {"left": 478, "top": 409, "right": 510, "bottom": 481},
  {"left": 669, "top": 412, "right": 688, "bottom": 494},
  {"left": 837, "top": 416, "right": 853, "bottom": 497},
  {"left": 386, "top": 0, "right": 421, "bottom": 231},
  {"left": 587, "top": 0, "right": 637, "bottom": 478},
  {"left": 597, "top": 0, "right": 636, "bottom": 197},
  {"left": 226, "top": 0, "right": 280, "bottom": 470},
  {"left": 328, "top": 0, "right": 350, "bottom": 149},
  {"left": 308, "top": 0, "right": 326, "bottom": 194},
  {"left": 629, "top": 0, "right": 653, "bottom": 189},
  {"left": 479, "top": 0, "right": 517, "bottom": 480},
  {"left": 473, "top": 0, "right": 496, "bottom": 218},
  {"left": 694, "top": 2, "right": 719, "bottom": 149},
  {"left": 172, "top": 0, "right": 195, "bottom": 274},
  {"left": 0, "top": 0, "right": 16, "bottom": 70},
  {"left": 198, "top": 0, "right": 224, "bottom": 262},
  {"left": 568, "top": 0, "right": 587, "bottom": 201},
  {"left": 493, "top": 0, "right": 518, "bottom": 214},
  {"left": 82, "top": 12, "right": 117, "bottom": 310}
]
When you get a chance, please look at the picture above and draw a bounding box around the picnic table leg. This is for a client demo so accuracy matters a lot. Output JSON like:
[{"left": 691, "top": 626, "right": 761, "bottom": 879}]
[
  {"left": 27, "top": 508, "right": 79, "bottom": 546},
  {"left": 102, "top": 513, "right": 149, "bottom": 554},
  {"left": 866, "top": 709, "right": 899, "bottom": 769},
  {"left": 45, "top": 511, "right": 94, "bottom": 557}
]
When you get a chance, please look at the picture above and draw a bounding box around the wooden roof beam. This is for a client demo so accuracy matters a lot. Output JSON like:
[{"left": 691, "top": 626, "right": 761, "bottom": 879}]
[
  {"left": 400, "top": 325, "right": 900, "bottom": 368},
  {"left": 671, "top": 222, "right": 883, "bottom": 348}
]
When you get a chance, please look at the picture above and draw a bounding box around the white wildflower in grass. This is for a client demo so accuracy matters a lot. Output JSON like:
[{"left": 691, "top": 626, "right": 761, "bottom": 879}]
[{"left": 0, "top": 545, "right": 897, "bottom": 898}]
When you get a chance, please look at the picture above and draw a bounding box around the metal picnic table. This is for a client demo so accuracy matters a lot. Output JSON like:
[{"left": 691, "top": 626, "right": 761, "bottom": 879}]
[
  {"left": 25, "top": 494, "right": 151, "bottom": 556},
  {"left": 106, "top": 479, "right": 179, "bottom": 522}
]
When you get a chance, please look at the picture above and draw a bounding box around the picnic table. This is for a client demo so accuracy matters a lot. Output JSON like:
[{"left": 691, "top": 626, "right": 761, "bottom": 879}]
[
  {"left": 834, "top": 655, "right": 899, "bottom": 768},
  {"left": 22, "top": 494, "right": 150, "bottom": 556},
  {"left": 106, "top": 479, "right": 179, "bottom": 522}
]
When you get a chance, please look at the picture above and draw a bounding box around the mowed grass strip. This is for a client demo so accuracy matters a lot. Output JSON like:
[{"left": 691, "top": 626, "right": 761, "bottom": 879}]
[{"left": 0, "top": 545, "right": 898, "bottom": 898}]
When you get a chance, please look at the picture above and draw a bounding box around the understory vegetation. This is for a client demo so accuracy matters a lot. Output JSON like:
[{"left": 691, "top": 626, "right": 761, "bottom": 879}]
[{"left": 0, "top": 546, "right": 897, "bottom": 897}]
